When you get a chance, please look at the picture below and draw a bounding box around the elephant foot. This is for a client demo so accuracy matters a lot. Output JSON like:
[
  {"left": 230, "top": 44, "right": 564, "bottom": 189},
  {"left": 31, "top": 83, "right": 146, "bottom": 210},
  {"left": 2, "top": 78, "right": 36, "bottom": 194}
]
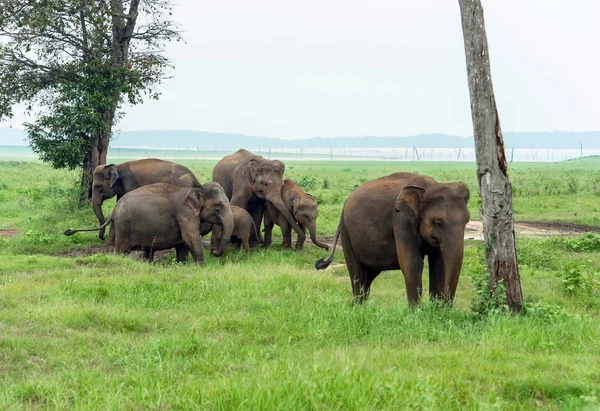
[{"left": 352, "top": 295, "right": 367, "bottom": 306}]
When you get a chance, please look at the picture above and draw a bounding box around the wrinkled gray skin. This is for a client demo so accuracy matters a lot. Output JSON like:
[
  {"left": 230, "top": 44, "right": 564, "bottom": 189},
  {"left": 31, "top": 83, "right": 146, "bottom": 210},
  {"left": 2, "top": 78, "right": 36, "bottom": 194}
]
[
  {"left": 92, "top": 158, "right": 200, "bottom": 242},
  {"left": 212, "top": 149, "right": 305, "bottom": 249},
  {"left": 264, "top": 179, "right": 329, "bottom": 251},
  {"left": 315, "top": 173, "right": 470, "bottom": 307},
  {"left": 66, "top": 183, "right": 234, "bottom": 262},
  {"left": 200, "top": 205, "right": 258, "bottom": 254}
]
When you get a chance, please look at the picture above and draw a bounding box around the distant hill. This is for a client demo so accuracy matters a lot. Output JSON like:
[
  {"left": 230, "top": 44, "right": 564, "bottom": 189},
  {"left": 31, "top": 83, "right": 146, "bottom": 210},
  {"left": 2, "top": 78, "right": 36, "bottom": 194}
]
[{"left": 1, "top": 128, "right": 599, "bottom": 150}]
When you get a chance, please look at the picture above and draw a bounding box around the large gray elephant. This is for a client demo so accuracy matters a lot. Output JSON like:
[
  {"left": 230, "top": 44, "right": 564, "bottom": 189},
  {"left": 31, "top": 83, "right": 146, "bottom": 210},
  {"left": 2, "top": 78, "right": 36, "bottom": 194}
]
[
  {"left": 263, "top": 179, "right": 329, "bottom": 251},
  {"left": 212, "top": 149, "right": 305, "bottom": 248},
  {"left": 65, "top": 183, "right": 234, "bottom": 262},
  {"left": 315, "top": 173, "right": 470, "bottom": 306},
  {"left": 92, "top": 158, "right": 200, "bottom": 241}
]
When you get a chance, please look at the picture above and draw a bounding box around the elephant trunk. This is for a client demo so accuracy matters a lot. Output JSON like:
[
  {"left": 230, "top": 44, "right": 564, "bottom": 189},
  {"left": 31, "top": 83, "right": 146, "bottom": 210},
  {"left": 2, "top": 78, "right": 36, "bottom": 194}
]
[
  {"left": 91, "top": 191, "right": 105, "bottom": 240},
  {"left": 266, "top": 191, "right": 306, "bottom": 245},
  {"left": 216, "top": 205, "right": 234, "bottom": 255},
  {"left": 306, "top": 221, "right": 329, "bottom": 251},
  {"left": 441, "top": 232, "right": 465, "bottom": 304}
]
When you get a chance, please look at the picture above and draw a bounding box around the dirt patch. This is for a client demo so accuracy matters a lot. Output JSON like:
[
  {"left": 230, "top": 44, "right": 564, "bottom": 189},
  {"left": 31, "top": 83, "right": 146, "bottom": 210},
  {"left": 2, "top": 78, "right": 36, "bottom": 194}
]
[
  {"left": 0, "top": 229, "right": 18, "bottom": 237},
  {"left": 465, "top": 220, "right": 599, "bottom": 241}
]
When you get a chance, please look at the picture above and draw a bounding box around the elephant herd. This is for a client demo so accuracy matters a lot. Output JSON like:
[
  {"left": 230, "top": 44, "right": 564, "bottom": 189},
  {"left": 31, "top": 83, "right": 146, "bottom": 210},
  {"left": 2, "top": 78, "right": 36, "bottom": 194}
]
[
  {"left": 65, "top": 149, "right": 329, "bottom": 260},
  {"left": 65, "top": 149, "right": 471, "bottom": 306}
]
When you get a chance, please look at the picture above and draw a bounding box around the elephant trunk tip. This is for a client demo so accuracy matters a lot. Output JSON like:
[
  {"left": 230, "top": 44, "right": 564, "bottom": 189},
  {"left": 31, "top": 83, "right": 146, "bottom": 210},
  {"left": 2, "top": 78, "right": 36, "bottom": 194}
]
[
  {"left": 64, "top": 229, "right": 75, "bottom": 236},
  {"left": 211, "top": 248, "right": 224, "bottom": 257}
]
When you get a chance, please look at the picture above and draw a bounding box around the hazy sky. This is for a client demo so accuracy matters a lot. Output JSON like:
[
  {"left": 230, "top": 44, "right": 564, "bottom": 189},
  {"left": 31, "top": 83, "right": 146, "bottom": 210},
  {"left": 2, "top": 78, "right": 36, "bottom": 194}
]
[{"left": 4, "top": 0, "right": 600, "bottom": 139}]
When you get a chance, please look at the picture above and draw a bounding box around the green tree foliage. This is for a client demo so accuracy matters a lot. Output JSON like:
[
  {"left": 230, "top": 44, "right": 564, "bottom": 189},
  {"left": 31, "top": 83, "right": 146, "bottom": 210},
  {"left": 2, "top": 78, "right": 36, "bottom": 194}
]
[{"left": 0, "top": 0, "right": 181, "bottom": 203}]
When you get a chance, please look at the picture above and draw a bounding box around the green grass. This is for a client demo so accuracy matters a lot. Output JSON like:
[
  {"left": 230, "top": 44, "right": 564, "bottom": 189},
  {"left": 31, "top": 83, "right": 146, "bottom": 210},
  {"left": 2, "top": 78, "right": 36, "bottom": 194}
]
[{"left": 1, "top": 158, "right": 600, "bottom": 409}]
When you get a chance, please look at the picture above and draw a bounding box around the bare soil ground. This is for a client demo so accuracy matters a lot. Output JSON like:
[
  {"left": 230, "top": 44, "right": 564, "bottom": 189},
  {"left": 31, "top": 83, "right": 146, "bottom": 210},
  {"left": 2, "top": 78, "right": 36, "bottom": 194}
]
[
  {"left": 465, "top": 220, "right": 599, "bottom": 241},
  {"left": 0, "top": 229, "right": 18, "bottom": 237}
]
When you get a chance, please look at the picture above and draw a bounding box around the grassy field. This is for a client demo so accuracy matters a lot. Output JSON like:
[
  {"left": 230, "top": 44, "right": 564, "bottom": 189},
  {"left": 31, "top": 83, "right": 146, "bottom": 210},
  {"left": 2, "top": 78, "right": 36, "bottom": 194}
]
[{"left": 1, "top": 158, "right": 600, "bottom": 409}]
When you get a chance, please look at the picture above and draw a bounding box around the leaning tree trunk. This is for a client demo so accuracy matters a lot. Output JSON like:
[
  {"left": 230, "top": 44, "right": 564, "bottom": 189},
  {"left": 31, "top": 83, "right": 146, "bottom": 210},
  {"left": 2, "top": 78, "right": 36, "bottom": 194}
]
[{"left": 458, "top": 0, "right": 524, "bottom": 313}]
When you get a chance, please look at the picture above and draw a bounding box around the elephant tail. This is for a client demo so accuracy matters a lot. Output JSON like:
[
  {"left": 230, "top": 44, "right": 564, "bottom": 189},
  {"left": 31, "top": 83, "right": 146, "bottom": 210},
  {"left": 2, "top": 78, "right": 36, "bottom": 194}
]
[
  {"left": 250, "top": 219, "right": 260, "bottom": 244},
  {"left": 315, "top": 225, "right": 340, "bottom": 270},
  {"left": 64, "top": 214, "right": 114, "bottom": 236}
]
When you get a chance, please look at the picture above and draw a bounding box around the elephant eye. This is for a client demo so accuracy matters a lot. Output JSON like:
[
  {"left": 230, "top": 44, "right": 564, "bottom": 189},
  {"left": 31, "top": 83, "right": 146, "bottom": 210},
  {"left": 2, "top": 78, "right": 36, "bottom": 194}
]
[{"left": 434, "top": 220, "right": 443, "bottom": 229}]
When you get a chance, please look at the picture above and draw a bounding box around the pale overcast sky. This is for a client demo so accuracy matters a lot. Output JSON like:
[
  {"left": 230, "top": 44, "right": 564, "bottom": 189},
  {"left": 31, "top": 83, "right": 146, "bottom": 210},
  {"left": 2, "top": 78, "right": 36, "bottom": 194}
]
[{"left": 4, "top": 0, "right": 600, "bottom": 139}]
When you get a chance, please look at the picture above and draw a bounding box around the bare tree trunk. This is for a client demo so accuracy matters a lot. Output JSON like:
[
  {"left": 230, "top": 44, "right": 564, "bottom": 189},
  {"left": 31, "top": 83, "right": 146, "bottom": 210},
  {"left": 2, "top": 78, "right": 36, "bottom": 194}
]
[
  {"left": 458, "top": 0, "right": 524, "bottom": 313},
  {"left": 79, "top": 148, "right": 95, "bottom": 206}
]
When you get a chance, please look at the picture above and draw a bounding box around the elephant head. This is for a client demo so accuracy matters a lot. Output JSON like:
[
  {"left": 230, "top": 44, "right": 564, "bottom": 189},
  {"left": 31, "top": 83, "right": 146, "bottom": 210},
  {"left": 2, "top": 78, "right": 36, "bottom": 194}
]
[
  {"left": 185, "top": 183, "right": 234, "bottom": 256},
  {"left": 291, "top": 194, "right": 329, "bottom": 250},
  {"left": 395, "top": 182, "right": 470, "bottom": 302},
  {"left": 91, "top": 164, "right": 120, "bottom": 240},
  {"left": 247, "top": 159, "right": 306, "bottom": 243}
]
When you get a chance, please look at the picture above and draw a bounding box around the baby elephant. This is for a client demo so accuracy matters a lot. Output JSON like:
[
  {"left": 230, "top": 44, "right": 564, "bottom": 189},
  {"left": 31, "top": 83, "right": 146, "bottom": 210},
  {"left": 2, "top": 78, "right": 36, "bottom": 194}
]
[
  {"left": 263, "top": 179, "right": 329, "bottom": 250},
  {"left": 64, "top": 183, "right": 234, "bottom": 263},
  {"left": 201, "top": 206, "right": 258, "bottom": 255}
]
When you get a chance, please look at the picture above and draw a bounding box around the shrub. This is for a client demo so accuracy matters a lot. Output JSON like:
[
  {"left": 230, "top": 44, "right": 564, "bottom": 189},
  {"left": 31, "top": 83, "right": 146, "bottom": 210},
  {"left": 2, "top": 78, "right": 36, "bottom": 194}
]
[
  {"left": 470, "top": 247, "right": 509, "bottom": 317},
  {"left": 551, "top": 232, "right": 600, "bottom": 252},
  {"left": 558, "top": 263, "right": 600, "bottom": 294},
  {"left": 297, "top": 176, "right": 317, "bottom": 191}
]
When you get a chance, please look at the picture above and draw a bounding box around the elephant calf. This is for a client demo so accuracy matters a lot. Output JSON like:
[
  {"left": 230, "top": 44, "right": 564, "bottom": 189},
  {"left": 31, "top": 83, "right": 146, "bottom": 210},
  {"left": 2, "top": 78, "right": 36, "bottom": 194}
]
[
  {"left": 64, "top": 183, "right": 234, "bottom": 263},
  {"left": 263, "top": 179, "right": 329, "bottom": 251},
  {"left": 200, "top": 205, "right": 258, "bottom": 254}
]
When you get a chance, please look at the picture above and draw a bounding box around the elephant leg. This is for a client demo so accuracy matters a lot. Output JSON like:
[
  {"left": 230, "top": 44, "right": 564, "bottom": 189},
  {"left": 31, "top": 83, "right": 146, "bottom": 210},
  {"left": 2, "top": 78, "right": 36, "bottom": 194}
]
[
  {"left": 241, "top": 235, "right": 250, "bottom": 251},
  {"left": 280, "top": 220, "right": 292, "bottom": 250},
  {"left": 295, "top": 223, "right": 307, "bottom": 250},
  {"left": 115, "top": 241, "right": 132, "bottom": 256},
  {"left": 107, "top": 224, "right": 116, "bottom": 246},
  {"left": 395, "top": 235, "right": 424, "bottom": 306},
  {"left": 105, "top": 194, "right": 122, "bottom": 246},
  {"left": 263, "top": 211, "right": 274, "bottom": 248},
  {"left": 427, "top": 248, "right": 446, "bottom": 302},
  {"left": 142, "top": 246, "right": 154, "bottom": 262},
  {"left": 180, "top": 224, "right": 205, "bottom": 264},
  {"left": 249, "top": 204, "right": 265, "bottom": 244},
  {"left": 342, "top": 230, "right": 377, "bottom": 304},
  {"left": 176, "top": 246, "right": 189, "bottom": 263}
]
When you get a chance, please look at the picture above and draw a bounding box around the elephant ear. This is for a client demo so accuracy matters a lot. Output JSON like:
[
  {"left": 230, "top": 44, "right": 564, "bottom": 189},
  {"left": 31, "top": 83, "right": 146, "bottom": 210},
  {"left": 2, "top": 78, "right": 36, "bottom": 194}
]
[
  {"left": 272, "top": 160, "right": 285, "bottom": 176},
  {"left": 184, "top": 187, "right": 203, "bottom": 218},
  {"left": 457, "top": 182, "right": 470, "bottom": 204},
  {"left": 395, "top": 185, "right": 425, "bottom": 221},
  {"left": 245, "top": 159, "right": 259, "bottom": 183},
  {"left": 105, "top": 164, "right": 119, "bottom": 187},
  {"left": 291, "top": 197, "right": 300, "bottom": 215}
]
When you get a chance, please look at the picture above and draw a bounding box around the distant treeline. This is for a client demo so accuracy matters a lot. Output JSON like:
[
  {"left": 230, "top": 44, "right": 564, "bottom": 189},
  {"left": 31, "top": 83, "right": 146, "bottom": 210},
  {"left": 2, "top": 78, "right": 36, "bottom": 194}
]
[{"left": 1, "top": 128, "right": 599, "bottom": 150}]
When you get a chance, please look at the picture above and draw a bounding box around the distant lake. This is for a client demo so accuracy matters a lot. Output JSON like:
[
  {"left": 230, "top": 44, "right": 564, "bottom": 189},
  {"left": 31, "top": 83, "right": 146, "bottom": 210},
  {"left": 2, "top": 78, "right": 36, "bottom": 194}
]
[{"left": 1, "top": 145, "right": 598, "bottom": 162}]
